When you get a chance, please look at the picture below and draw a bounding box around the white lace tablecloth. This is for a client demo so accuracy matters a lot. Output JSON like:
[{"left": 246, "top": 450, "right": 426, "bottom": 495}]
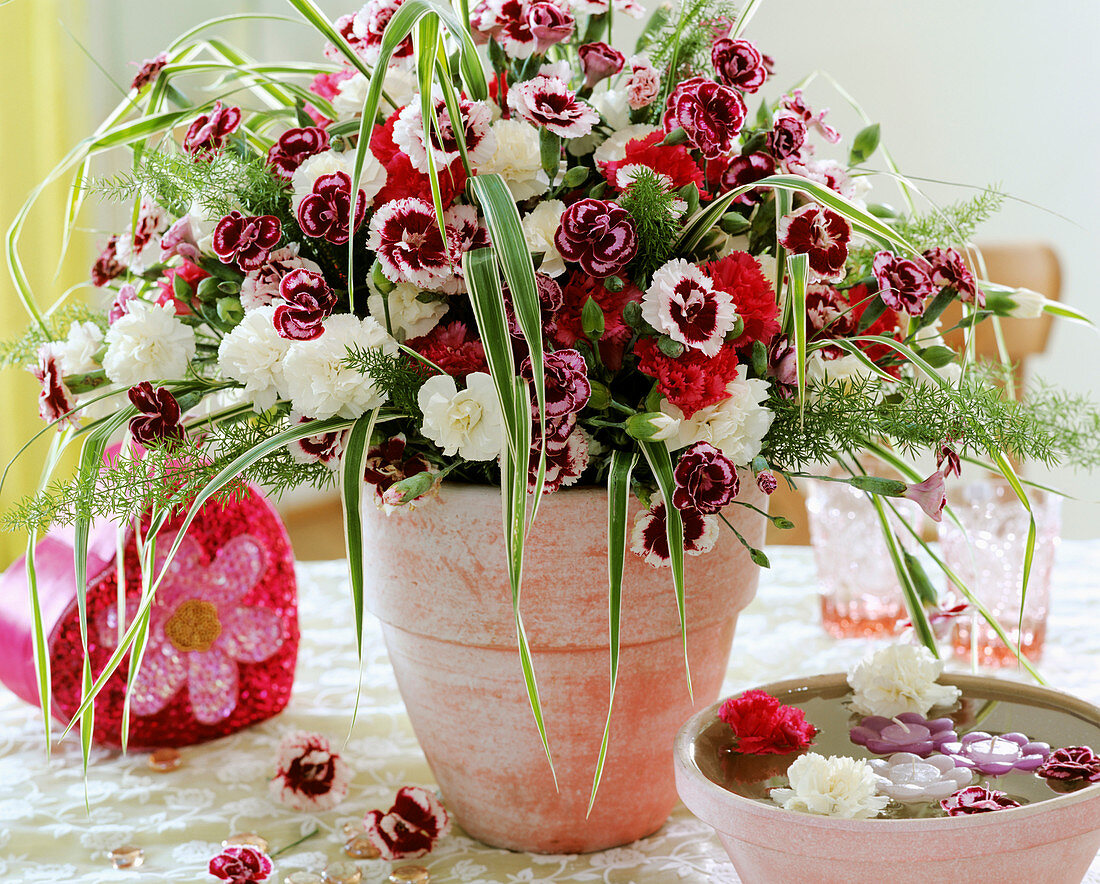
[{"left": 2, "top": 543, "right": 1099, "bottom": 883}]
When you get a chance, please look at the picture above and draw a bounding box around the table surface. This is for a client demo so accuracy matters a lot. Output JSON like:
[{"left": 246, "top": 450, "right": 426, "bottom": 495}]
[{"left": 2, "top": 543, "right": 1099, "bottom": 883}]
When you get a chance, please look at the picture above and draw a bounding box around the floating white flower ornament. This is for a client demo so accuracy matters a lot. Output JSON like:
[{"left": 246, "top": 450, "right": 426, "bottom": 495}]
[
  {"left": 869, "top": 752, "right": 973, "bottom": 804},
  {"left": 847, "top": 644, "right": 961, "bottom": 719}
]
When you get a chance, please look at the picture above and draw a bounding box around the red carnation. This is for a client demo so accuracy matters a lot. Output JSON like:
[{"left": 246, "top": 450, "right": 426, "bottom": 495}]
[
  {"left": 183, "top": 100, "right": 242, "bottom": 158},
  {"left": 298, "top": 171, "right": 368, "bottom": 246},
  {"left": 578, "top": 41, "right": 625, "bottom": 89},
  {"left": 663, "top": 76, "right": 746, "bottom": 160},
  {"left": 550, "top": 272, "right": 639, "bottom": 370},
  {"left": 718, "top": 689, "right": 817, "bottom": 755},
  {"left": 156, "top": 261, "right": 208, "bottom": 315},
  {"left": 923, "top": 246, "right": 983, "bottom": 306},
  {"left": 673, "top": 441, "right": 739, "bottom": 514},
  {"left": 767, "top": 112, "right": 806, "bottom": 162},
  {"left": 708, "top": 152, "right": 775, "bottom": 204},
  {"left": 273, "top": 268, "right": 337, "bottom": 341},
  {"left": 703, "top": 251, "right": 780, "bottom": 351},
  {"left": 91, "top": 236, "right": 124, "bottom": 287},
  {"left": 777, "top": 202, "right": 852, "bottom": 282},
  {"left": 212, "top": 211, "right": 282, "bottom": 271},
  {"left": 632, "top": 337, "right": 742, "bottom": 418},
  {"left": 406, "top": 321, "right": 489, "bottom": 379},
  {"left": 604, "top": 130, "right": 705, "bottom": 192},
  {"left": 711, "top": 38, "right": 768, "bottom": 93},
  {"left": 872, "top": 251, "right": 936, "bottom": 316},
  {"left": 554, "top": 198, "right": 638, "bottom": 278},
  {"left": 363, "top": 786, "right": 450, "bottom": 861},
  {"left": 266, "top": 126, "right": 331, "bottom": 180}
]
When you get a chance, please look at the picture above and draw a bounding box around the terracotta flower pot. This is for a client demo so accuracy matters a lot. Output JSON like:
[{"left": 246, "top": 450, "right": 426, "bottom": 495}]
[
  {"left": 675, "top": 673, "right": 1100, "bottom": 884},
  {"left": 361, "top": 479, "right": 767, "bottom": 853}
]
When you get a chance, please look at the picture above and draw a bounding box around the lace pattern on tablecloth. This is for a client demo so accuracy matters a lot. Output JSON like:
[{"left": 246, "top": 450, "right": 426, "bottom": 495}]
[{"left": 1, "top": 543, "right": 1099, "bottom": 883}]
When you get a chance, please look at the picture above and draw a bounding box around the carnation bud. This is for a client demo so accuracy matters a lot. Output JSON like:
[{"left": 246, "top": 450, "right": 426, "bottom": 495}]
[
  {"left": 217, "top": 280, "right": 241, "bottom": 295},
  {"left": 172, "top": 272, "right": 194, "bottom": 300},
  {"left": 561, "top": 166, "right": 590, "bottom": 188},
  {"left": 587, "top": 380, "right": 610, "bottom": 409},
  {"left": 622, "top": 300, "right": 644, "bottom": 329},
  {"left": 845, "top": 475, "right": 909, "bottom": 496},
  {"left": 216, "top": 297, "right": 244, "bottom": 327},
  {"left": 603, "top": 275, "right": 624, "bottom": 292},
  {"left": 371, "top": 260, "right": 396, "bottom": 295},
  {"left": 624, "top": 411, "right": 679, "bottom": 441},
  {"left": 382, "top": 470, "right": 436, "bottom": 506},
  {"left": 581, "top": 296, "right": 605, "bottom": 341},
  {"left": 719, "top": 212, "right": 752, "bottom": 235},
  {"left": 587, "top": 181, "right": 608, "bottom": 199},
  {"left": 985, "top": 287, "right": 1046, "bottom": 319},
  {"left": 678, "top": 182, "right": 700, "bottom": 216},
  {"left": 661, "top": 127, "right": 689, "bottom": 146},
  {"left": 751, "top": 341, "right": 769, "bottom": 377},
  {"left": 657, "top": 335, "right": 685, "bottom": 358},
  {"left": 196, "top": 276, "right": 223, "bottom": 303},
  {"left": 724, "top": 315, "right": 745, "bottom": 341},
  {"left": 771, "top": 515, "right": 794, "bottom": 530},
  {"left": 757, "top": 470, "right": 778, "bottom": 495}
]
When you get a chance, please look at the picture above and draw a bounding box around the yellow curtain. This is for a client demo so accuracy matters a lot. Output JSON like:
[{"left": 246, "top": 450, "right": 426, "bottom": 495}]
[{"left": 0, "top": 1, "right": 88, "bottom": 568}]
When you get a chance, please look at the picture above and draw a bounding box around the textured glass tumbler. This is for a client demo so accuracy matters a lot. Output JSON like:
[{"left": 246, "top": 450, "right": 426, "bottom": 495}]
[
  {"left": 939, "top": 482, "right": 1061, "bottom": 666},
  {"left": 806, "top": 479, "right": 908, "bottom": 637}
]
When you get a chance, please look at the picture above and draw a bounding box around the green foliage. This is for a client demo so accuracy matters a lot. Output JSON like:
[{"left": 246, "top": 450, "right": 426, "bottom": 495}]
[
  {"left": 619, "top": 167, "right": 683, "bottom": 287},
  {"left": 893, "top": 187, "right": 1006, "bottom": 251},
  {"left": 343, "top": 345, "right": 428, "bottom": 417},
  {"left": 646, "top": 0, "right": 739, "bottom": 96},
  {"left": 0, "top": 305, "right": 104, "bottom": 370}
]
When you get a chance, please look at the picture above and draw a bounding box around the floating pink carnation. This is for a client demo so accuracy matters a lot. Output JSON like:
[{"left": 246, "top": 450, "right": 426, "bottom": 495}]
[
  {"left": 625, "top": 54, "right": 660, "bottom": 109},
  {"left": 31, "top": 346, "right": 76, "bottom": 427},
  {"left": 631, "top": 501, "right": 719, "bottom": 568},
  {"left": 208, "top": 846, "right": 273, "bottom": 883},
  {"left": 924, "top": 246, "right": 983, "bottom": 306},
  {"left": 777, "top": 203, "right": 851, "bottom": 282},
  {"left": 269, "top": 730, "right": 352, "bottom": 812},
  {"left": 273, "top": 268, "right": 336, "bottom": 341},
  {"left": 183, "top": 100, "right": 242, "bottom": 158},
  {"left": 297, "top": 171, "right": 368, "bottom": 246},
  {"left": 508, "top": 74, "right": 599, "bottom": 139},
  {"left": 663, "top": 76, "right": 746, "bottom": 160},
  {"left": 212, "top": 211, "right": 282, "bottom": 272},
  {"left": 127, "top": 382, "right": 184, "bottom": 447},
  {"left": 364, "top": 786, "right": 451, "bottom": 861},
  {"left": 1037, "top": 746, "right": 1100, "bottom": 784},
  {"left": 642, "top": 259, "right": 739, "bottom": 357},
  {"left": 554, "top": 198, "right": 638, "bottom": 278},
  {"left": 711, "top": 38, "right": 768, "bottom": 93},
  {"left": 673, "top": 442, "right": 739, "bottom": 514},
  {"left": 940, "top": 785, "right": 1021, "bottom": 816},
  {"left": 578, "top": 41, "right": 625, "bottom": 89},
  {"left": 266, "top": 126, "right": 331, "bottom": 181},
  {"left": 872, "top": 251, "right": 936, "bottom": 316},
  {"left": 521, "top": 348, "right": 591, "bottom": 417}
]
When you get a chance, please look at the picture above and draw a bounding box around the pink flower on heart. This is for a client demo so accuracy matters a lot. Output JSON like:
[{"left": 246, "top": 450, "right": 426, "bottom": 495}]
[
  {"left": 777, "top": 203, "right": 852, "bottom": 282},
  {"left": 273, "top": 268, "right": 337, "bottom": 341},
  {"left": 97, "top": 532, "right": 284, "bottom": 725},
  {"left": 508, "top": 74, "right": 599, "bottom": 139},
  {"left": 266, "top": 126, "right": 331, "bottom": 181},
  {"left": 872, "top": 251, "right": 937, "bottom": 316},
  {"left": 711, "top": 38, "right": 768, "bottom": 93},
  {"left": 663, "top": 76, "right": 746, "bottom": 160},
  {"left": 902, "top": 470, "right": 947, "bottom": 522},
  {"left": 183, "top": 100, "right": 242, "bottom": 158},
  {"left": 127, "top": 382, "right": 185, "bottom": 446},
  {"left": 554, "top": 198, "right": 638, "bottom": 278},
  {"left": 208, "top": 845, "right": 273, "bottom": 883},
  {"left": 270, "top": 730, "right": 352, "bottom": 812},
  {"left": 212, "top": 211, "right": 282, "bottom": 272},
  {"left": 364, "top": 786, "right": 451, "bottom": 861},
  {"left": 297, "top": 171, "right": 368, "bottom": 246},
  {"left": 578, "top": 41, "right": 625, "bottom": 89},
  {"left": 631, "top": 501, "right": 719, "bottom": 568},
  {"left": 642, "top": 259, "right": 739, "bottom": 357}
]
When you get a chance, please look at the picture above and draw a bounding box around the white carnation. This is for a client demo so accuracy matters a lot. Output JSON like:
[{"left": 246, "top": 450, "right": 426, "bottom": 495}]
[
  {"left": 102, "top": 300, "right": 196, "bottom": 386},
  {"left": 417, "top": 372, "right": 503, "bottom": 461},
  {"left": 592, "top": 123, "right": 660, "bottom": 167},
  {"left": 367, "top": 282, "right": 446, "bottom": 342},
  {"left": 216, "top": 307, "right": 293, "bottom": 412},
  {"left": 662, "top": 366, "right": 774, "bottom": 464},
  {"left": 847, "top": 644, "right": 962, "bottom": 719},
  {"left": 291, "top": 149, "right": 387, "bottom": 216},
  {"left": 282, "top": 314, "right": 397, "bottom": 419},
  {"left": 476, "top": 119, "right": 550, "bottom": 200},
  {"left": 334, "top": 69, "right": 417, "bottom": 117},
  {"left": 807, "top": 351, "right": 878, "bottom": 391},
  {"left": 770, "top": 753, "right": 889, "bottom": 819},
  {"left": 55, "top": 321, "right": 104, "bottom": 374},
  {"left": 521, "top": 200, "right": 567, "bottom": 277},
  {"left": 568, "top": 88, "right": 631, "bottom": 156}
]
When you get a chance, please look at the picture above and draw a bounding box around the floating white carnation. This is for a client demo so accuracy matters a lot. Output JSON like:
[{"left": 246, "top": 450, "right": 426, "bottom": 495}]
[
  {"left": 367, "top": 282, "right": 446, "bottom": 342},
  {"left": 662, "top": 366, "right": 773, "bottom": 464},
  {"left": 55, "top": 321, "right": 104, "bottom": 374},
  {"left": 770, "top": 753, "right": 889, "bottom": 819},
  {"left": 216, "top": 307, "right": 293, "bottom": 412},
  {"left": 477, "top": 118, "right": 550, "bottom": 200},
  {"left": 847, "top": 644, "right": 962, "bottom": 719},
  {"left": 102, "top": 300, "right": 196, "bottom": 386},
  {"left": 282, "top": 314, "right": 397, "bottom": 419},
  {"left": 291, "top": 149, "right": 387, "bottom": 217},
  {"left": 521, "top": 200, "right": 567, "bottom": 277},
  {"left": 417, "top": 372, "right": 503, "bottom": 461}
]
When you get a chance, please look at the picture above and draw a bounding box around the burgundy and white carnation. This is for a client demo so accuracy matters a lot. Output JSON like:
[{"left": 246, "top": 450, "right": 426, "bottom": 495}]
[
  {"left": 553, "top": 198, "right": 638, "bottom": 278},
  {"left": 872, "top": 251, "right": 937, "bottom": 316},
  {"left": 115, "top": 198, "right": 170, "bottom": 274},
  {"left": 715, "top": 152, "right": 776, "bottom": 205},
  {"left": 287, "top": 412, "right": 347, "bottom": 470},
  {"left": 239, "top": 245, "right": 323, "bottom": 312},
  {"left": 393, "top": 96, "right": 496, "bottom": 173},
  {"left": 624, "top": 54, "right": 661, "bottom": 109},
  {"left": 182, "top": 100, "right": 242, "bottom": 158},
  {"left": 767, "top": 112, "right": 807, "bottom": 162},
  {"left": 578, "top": 41, "right": 625, "bottom": 89},
  {"left": 527, "top": 1, "right": 575, "bottom": 53},
  {"left": 777, "top": 203, "right": 852, "bottom": 281},
  {"left": 642, "top": 259, "right": 739, "bottom": 357},
  {"left": 91, "top": 236, "right": 124, "bottom": 287},
  {"left": 521, "top": 348, "right": 591, "bottom": 417},
  {"left": 31, "top": 346, "right": 77, "bottom": 427},
  {"left": 363, "top": 434, "right": 436, "bottom": 509},
  {"left": 208, "top": 846, "right": 273, "bottom": 883},
  {"left": 297, "top": 171, "right": 369, "bottom": 246},
  {"left": 369, "top": 199, "right": 486, "bottom": 293},
  {"left": 663, "top": 77, "right": 746, "bottom": 160},
  {"left": 266, "top": 126, "right": 331, "bottom": 180},
  {"left": 508, "top": 74, "right": 599, "bottom": 139},
  {"left": 923, "top": 246, "right": 982, "bottom": 305},
  {"left": 532, "top": 418, "right": 590, "bottom": 493},
  {"left": 631, "top": 501, "right": 719, "bottom": 568},
  {"left": 269, "top": 730, "right": 352, "bottom": 812},
  {"left": 273, "top": 268, "right": 337, "bottom": 341},
  {"left": 363, "top": 786, "right": 451, "bottom": 861},
  {"left": 127, "top": 382, "right": 184, "bottom": 446},
  {"left": 212, "top": 211, "right": 282, "bottom": 271},
  {"left": 130, "top": 52, "right": 167, "bottom": 92},
  {"left": 351, "top": 0, "right": 415, "bottom": 66},
  {"left": 672, "top": 441, "right": 739, "bottom": 514},
  {"left": 711, "top": 38, "right": 768, "bottom": 93},
  {"left": 780, "top": 89, "right": 840, "bottom": 143}
]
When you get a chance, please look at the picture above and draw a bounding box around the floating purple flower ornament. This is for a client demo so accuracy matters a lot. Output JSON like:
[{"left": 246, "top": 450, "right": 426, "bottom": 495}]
[
  {"left": 938, "top": 731, "right": 1050, "bottom": 776},
  {"left": 850, "top": 713, "right": 957, "bottom": 757}
]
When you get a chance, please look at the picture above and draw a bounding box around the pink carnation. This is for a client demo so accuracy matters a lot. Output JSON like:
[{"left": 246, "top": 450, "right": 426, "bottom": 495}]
[
  {"left": 240, "top": 246, "right": 323, "bottom": 312},
  {"left": 269, "top": 730, "right": 352, "bottom": 812},
  {"left": 521, "top": 348, "right": 591, "bottom": 417},
  {"left": 872, "top": 251, "right": 936, "bottom": 316},
  {"left": 91, "top": 235, "right": 124, "bottom": 286},
  {"left": 130, "top": 52, "right": 167, "bottom": 92},
  {"left": 368, "top": 199, "right": 486, "bottom": 293},
  {"left": 208, "top": 846, "right": 273, "bottom": 884},
  {"left": 625, "top": 54, "right": 660, "bottom": 109},
  {"left": 531, "top": 417, "right": 590, "bottom": 493},
  {"left": 578, "top": 41, "right": 625, "bottom": 89},
  {"left": 350, "top": 0, "right": 415, "bottom": 66},
  {"left": 183, "top": 100, "right": 242, "bottom": 158},
  {"left": 527, "top": 2, "right": 575, "bottom": 53},
  {"left": 940, "top": 785, "right": 1020, "bottom": 816},
  {"left": 780, "top": 89, "right": 840, "bottom": 143},
  {"left": 393, "top": 97, "right": 496, "bottom": 173},
  {"left": 924, "top": 246, "right": 983, "bottom": 306},
  {"left": 767, "top": 112, "right": 807, "bottom": 162},
  {"left": 508, "top": 74, "right": 599, "bottom": 139}
]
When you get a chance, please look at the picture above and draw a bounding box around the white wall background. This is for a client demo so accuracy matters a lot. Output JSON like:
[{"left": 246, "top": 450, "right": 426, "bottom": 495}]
[{"left": 80, "top": 0, "right": 1100, "bottom": 535}]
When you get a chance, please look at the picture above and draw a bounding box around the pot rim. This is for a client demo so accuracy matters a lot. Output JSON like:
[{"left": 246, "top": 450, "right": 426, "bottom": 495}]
[{"left": 675, "top": 671, "right": 1100, "bottom": 834}]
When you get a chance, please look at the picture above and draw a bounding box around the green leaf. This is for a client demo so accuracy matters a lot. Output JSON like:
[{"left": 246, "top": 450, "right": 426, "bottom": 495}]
[
  {"left": 787, "top": 253, "right": 809, "bottom": 420},
  {"left": 849, "top": 123, "right": 881, "bottom": 165},
  {"left": 913, "top": 286, "right": 956, "bottom": 332},
  {"left": 919, "top": 345, "right": 957, "bottom": 369},
  {"left": 587, "top": 449, "right": 638, "bottom": 815}
]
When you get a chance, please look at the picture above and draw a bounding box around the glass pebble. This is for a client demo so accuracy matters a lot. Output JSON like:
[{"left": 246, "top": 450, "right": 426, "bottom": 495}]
[
  {"left": 341, "top": 822, "right": 364, "bottom": 839},
  {"left": 148, "top": 747, "right": 182, "bottom": 772},
  {"left": 222, "top": 832, "right": 270, "bottom": 853},
  {"left": 343, "top": 835, "right": 379, "bottom": 859},
  {"left": 107, "top": 845, "right": 144, "bottom": 870},
  {"left": 322, "top": 861, "right": 363, "bottom": 884},
  {"left": 285, "top": 874, "right": 324, "bottom": 884},
  {"left": 388, "top": 866, "right": 430, "bottom": 884}
]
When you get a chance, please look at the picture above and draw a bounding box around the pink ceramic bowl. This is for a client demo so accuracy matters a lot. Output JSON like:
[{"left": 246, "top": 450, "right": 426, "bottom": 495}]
[{"left": 674, "top": 673, "right": 1100, "bottom": 884}]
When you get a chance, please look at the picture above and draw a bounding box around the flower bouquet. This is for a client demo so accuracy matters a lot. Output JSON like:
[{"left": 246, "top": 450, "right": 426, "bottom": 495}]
[{"left": 3, "top": 0, "right": 1097, "bottom": 853}]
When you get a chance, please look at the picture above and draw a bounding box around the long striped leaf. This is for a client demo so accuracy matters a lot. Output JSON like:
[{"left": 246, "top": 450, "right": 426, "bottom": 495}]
[
  {"left": 639, "top": 440, "right": 691, "bottom": 696},
  {"left": 463, "top": 247, "right": 519, "bottom": 443},
  {"left": 168, "top": 13, "right": 307, "bottom": 50},
  {"left": 988, "top": 449, "right": 1036, "bottom": 642},
  {"left": 787, "top": 253, "right": 809, "bottom": 418},
  {"left": 588, "top": 449, "right": 638, "bottom": 814}
]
